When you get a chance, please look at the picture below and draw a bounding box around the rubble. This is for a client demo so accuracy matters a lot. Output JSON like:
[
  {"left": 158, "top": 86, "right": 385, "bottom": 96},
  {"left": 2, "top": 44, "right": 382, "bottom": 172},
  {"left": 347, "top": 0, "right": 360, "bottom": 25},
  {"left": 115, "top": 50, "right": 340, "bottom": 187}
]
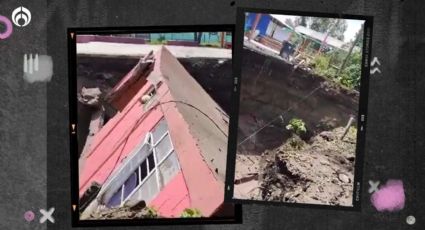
[
  {"left": 235, "top": 127, "right": 357, "bottom": 206},
  {"left": 78, "top": 87, "right": 102, "bottom": 107},
  {"left": 87, "top": 204, "right": 160, "bottom": 220}
]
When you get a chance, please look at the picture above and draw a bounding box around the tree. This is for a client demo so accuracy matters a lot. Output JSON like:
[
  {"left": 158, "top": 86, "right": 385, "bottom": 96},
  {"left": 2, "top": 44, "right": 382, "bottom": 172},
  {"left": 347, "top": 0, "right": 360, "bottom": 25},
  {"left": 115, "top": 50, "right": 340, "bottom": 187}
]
[
  {"left": 194, "top": 32, "right": 203, "bottom": 44},
  {"left": 309, "top": 18, "right": 347, "bottom": 41},
  {"left": 284, "top": 18, "right": 295, "bottom": 28},
  {"left": 338, "top": 25, "right": 364, "bottom": 72},
  {"left": 335, "top": 26, "right": 363, "bottom": 89},
  {"left": 340, "top": 51, "right": 362, "bottom": 90},
  {"left": 295, "top": 16, "right": 308, "bottom": 26},
  {"left": 294, "top": 17, "right": 347, "bottom": 40},
  {"left": 197, "top": 32, "right": 203, "bottom": 44},
  {"left": 353, "top": 24, "right": 364, "bottom": 47},
  {"left": 343, "top": 24, "right": 364, "bottom": 49}
]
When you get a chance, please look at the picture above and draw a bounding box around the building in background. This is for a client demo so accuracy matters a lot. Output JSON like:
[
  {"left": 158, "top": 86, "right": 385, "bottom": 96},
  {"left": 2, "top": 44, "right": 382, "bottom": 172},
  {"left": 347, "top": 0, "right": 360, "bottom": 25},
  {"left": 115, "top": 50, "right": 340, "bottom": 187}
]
[
  {"left": 149, "top": 32, "right": 232, "bottom": 48},
  {"left": 77, "top": 32, "right": 232, "bottom": 48},
  {"left": 245, "top": 13, "right": 347, "bottom": 57}
]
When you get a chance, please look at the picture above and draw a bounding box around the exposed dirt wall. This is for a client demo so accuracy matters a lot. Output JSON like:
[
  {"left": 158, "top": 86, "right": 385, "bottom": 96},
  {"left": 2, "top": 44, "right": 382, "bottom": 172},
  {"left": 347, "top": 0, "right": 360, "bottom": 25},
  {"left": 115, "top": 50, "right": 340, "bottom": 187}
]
[{"left": 237, "top": 48, "right": 359, "bottom": 154}]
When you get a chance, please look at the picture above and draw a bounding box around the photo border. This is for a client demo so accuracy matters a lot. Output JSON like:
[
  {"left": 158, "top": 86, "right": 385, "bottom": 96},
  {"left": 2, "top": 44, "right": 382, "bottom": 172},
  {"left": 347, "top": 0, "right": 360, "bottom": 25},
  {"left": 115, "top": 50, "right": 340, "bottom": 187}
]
[
  {"left": 68, "top": 24, "right": 242, "bottom": 227},
  {"left": 224, "top": 7, "right": 373, "bottom": 211}
]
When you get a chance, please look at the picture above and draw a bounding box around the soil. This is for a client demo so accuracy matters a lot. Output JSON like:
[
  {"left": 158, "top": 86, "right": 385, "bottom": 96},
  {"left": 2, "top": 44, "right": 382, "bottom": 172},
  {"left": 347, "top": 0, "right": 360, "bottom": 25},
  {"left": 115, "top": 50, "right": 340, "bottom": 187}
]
[
  {"left": 86, "top": 202, "right": 160, "bottom": 220},
  {"left": 233, "top": 46, "right": 359, "bottom": 206},
  {"left": 236, "top": 47, "right": 359, "bottom": 157},
  {"left": 234, "top": 127, "right": 356, "bottom": 206}
]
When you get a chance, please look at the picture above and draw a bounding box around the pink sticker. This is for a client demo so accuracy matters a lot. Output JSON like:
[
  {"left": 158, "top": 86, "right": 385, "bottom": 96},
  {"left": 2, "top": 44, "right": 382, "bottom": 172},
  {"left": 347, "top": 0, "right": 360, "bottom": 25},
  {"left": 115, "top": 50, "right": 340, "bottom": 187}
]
[
  {"left": 371, "top": 179, "right": 405, "bottom": 212},
  {"left": 24, "top": 210, "right": 35, "bottom": 222},
  {"left": 0, "top": 15, "right": 13, "bottom": 40}
]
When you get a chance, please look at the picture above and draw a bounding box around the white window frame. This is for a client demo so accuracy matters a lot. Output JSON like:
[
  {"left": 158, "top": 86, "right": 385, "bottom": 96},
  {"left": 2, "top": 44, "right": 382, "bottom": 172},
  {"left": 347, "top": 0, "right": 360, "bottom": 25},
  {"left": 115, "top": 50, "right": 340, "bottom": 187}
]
[
  {"left": 104, "top": 127, "right": 179, "bottom": 208},
  {"left": 120, "top": 131, "right": 177, "bottom": 205}
]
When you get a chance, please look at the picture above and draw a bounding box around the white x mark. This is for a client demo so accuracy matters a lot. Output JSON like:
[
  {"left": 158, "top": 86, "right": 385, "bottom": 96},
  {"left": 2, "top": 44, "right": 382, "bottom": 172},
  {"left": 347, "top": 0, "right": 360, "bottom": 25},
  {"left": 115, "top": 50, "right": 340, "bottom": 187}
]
[
  {"left": 39, "top": 207, "right": 55, "bottom": 223},
  {"left": 368, "top": 180, "right": 380, "bottom": 193}
]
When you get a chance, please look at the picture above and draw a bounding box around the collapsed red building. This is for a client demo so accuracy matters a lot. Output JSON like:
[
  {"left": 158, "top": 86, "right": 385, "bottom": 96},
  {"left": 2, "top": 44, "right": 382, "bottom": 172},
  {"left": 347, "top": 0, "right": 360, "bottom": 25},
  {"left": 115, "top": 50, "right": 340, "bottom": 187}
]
[{"left": 78, "top": 46, "right": 230, "bottom": 218}]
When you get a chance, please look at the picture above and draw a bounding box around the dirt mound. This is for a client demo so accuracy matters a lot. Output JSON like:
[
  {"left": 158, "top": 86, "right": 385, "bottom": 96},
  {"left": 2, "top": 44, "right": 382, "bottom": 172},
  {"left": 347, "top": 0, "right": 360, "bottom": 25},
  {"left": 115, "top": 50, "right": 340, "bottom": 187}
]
[
  {"left": 235, "top": 127, "right": 357, "bottom": 206},
  {"left": 86, "top": 202, "right": 160, "bottom": 220},
  {"left": 260, "top": 153, "right": 311, "bottom": 202},
  {"left": 236, "top": 48, "right": 359, "bottom": 154}
]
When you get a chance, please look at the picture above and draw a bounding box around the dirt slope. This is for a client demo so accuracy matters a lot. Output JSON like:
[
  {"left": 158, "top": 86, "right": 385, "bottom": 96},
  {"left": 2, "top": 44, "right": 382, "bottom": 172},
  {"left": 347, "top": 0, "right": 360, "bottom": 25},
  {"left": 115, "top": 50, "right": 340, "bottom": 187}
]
[{"left": 234, "top": 127, "right": 357, "bottom": 206}]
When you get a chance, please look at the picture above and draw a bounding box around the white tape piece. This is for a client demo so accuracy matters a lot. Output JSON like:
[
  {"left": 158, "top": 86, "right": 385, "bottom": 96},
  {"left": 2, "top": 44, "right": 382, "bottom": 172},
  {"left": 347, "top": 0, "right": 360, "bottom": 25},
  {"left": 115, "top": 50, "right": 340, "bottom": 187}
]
[{"left": 23, "top": 54, "right": 53, "bottom": 83}]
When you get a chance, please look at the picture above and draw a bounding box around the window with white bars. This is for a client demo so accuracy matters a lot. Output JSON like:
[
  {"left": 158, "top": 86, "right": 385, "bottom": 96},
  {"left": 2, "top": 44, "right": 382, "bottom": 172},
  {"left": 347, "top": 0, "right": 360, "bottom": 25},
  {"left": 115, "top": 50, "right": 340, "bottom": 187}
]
[{"left": 105, "top": 118, "right": 180, "bottom": 208}]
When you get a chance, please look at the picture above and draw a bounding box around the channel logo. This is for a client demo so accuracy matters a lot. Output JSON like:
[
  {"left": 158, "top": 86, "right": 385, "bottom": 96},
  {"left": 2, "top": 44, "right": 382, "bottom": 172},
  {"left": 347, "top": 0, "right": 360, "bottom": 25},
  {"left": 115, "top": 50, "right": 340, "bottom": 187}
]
[
  {"left": 0, "top": 6, "right": 31, "bottom": 40},
  {"left": 12, "top": 6, "right": 31, "bottom": 27}
]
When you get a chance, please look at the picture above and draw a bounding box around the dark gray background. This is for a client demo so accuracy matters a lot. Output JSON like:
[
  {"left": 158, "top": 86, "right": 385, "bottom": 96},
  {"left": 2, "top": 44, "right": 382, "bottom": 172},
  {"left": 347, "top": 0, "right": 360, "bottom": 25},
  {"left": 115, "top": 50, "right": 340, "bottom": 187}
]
[{"left": 0, "top": 0, "right": 424, "bottom": 229}]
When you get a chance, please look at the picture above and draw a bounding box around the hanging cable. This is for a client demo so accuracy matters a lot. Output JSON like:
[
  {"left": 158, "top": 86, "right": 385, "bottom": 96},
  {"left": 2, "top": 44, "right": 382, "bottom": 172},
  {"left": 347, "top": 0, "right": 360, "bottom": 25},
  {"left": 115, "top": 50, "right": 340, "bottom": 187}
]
[
  {"left": 238, "top": 83, "right": 324, "bottom": 146},
  {"left": 81, "top": 90, "right": 227, "bottom": 190}
]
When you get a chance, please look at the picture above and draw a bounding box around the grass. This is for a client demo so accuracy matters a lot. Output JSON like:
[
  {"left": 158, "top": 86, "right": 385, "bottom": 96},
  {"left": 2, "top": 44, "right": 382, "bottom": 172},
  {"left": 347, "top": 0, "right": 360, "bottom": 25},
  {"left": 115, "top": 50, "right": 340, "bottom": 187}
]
[
  {"left": 181, "top": 208, "right": 202, "bottom": 218},
  {"left": 286, "top": 118, "right": 307, "bottom": 136}
]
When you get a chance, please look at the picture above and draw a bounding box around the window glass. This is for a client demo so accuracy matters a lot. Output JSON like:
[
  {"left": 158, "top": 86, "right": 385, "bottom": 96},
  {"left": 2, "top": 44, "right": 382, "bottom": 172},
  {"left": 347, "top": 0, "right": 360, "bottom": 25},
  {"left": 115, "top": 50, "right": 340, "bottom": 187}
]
[
  {"left": 147, "top": 153, "right": 155, "bottom": 172},
  {"left": 139, "top": 173, "right": 159, "bottom": 203},
  {"left": 140, "top": 160, "right": 148, "bottom": 182},
  {"left": 155, "top": 133, "right": 173, "bottom": 162},
  {"left": 151, "top": 119, "right": 167, "bottom": 144},
  {"left": 104, "top": 118, "right": 181, "bottom": 207},
  {"left": 106, "top": 188, "right": 122, "bottom": 208},
  {"left": 158, "top": 151, "right": 180, "bottom": 187},
  {"left": 123, "top": 171, "right": 139, "bottom": 200}
]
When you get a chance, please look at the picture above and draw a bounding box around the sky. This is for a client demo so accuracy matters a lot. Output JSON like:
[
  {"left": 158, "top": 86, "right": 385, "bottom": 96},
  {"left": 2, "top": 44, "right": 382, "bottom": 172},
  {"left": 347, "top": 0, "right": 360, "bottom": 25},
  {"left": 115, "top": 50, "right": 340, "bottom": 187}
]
[
  {"left": 344, "top": 19, "right": 365, "bottom": 42},
  {"left": 270, "top": 14, "right": 365, "bottom": 43}
]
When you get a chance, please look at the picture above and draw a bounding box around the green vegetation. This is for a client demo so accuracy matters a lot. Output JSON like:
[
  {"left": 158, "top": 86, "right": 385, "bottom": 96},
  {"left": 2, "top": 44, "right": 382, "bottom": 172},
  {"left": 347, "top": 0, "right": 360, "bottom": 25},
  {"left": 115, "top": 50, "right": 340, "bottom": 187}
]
[
  {"left": 200, "top": 42, "right": 222, "bottom": 48},
  {"left": 287, "top": 16, "right": 364, "bottom": 90},
  {"left": 157, "top": 34, "right": 166, "bottom": 42},
  {"left": 338, "top": 51, "right": 362, "bottom": 90},
  {"left": 312, "top": 55, "right": 333, "bottom": 76},
  {"left": 312, "top": 50, "right": 362, "bottom": 90},
  {"left": 348, "top": 126, "right": 357, "bottom": 137},
  {"left": 295, "top": 17, "right": 348, "bottom": 40},
  {"left": 286, "top": 118, "right": 307, "bottom": 136},
  {"left": 181, "top": 208, "right": 202, "bottom": 218},
  {"left": 149, "top": 34, "right": 167, "bottom": 45},
  {"left": 144, "top": 206, "right": 159, "bottom": 218},
  {"left": 149, "top": 40, "right": 167, "bottom": 45},
  {"left": 289, "top": 137, "right": 304, "bottom": 150},
  {"left": 289, "top": 33, "right": 303, "bottom": 46}
]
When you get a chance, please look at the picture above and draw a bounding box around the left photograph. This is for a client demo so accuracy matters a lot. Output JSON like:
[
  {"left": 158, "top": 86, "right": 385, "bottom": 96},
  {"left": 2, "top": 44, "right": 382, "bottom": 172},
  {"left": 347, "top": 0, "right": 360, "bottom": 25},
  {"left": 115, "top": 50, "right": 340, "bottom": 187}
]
[{"left": 68, "top": 26, "right": 240, "bottom": 226}]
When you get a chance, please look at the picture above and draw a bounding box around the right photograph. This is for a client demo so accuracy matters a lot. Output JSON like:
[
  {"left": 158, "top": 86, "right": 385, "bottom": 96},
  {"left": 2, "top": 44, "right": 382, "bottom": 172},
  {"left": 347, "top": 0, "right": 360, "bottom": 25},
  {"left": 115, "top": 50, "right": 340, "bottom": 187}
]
[{"left": 228, "top": 9, "right": 372, "bottom": 208}]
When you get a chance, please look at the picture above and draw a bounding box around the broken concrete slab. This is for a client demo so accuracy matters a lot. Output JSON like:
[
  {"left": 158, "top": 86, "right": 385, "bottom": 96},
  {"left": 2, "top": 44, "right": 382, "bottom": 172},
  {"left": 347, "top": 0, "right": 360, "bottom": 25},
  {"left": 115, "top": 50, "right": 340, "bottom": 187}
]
[{"left": 78, "top": 87, "right": 102, "bottom": 107}]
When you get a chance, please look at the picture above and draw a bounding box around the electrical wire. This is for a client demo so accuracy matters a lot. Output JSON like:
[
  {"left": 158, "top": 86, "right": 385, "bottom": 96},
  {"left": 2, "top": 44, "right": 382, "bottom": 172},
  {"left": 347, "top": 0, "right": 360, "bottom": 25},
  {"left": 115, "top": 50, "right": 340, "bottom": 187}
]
[
  {"left": 81, "top": 89, "right": 227, "bottom": 190},
  {"left": 238, "top": 83, "right": 323, "bottom": 146},
  {"left": 159, "top": 100, "right": 228, "bottom": 137}
]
